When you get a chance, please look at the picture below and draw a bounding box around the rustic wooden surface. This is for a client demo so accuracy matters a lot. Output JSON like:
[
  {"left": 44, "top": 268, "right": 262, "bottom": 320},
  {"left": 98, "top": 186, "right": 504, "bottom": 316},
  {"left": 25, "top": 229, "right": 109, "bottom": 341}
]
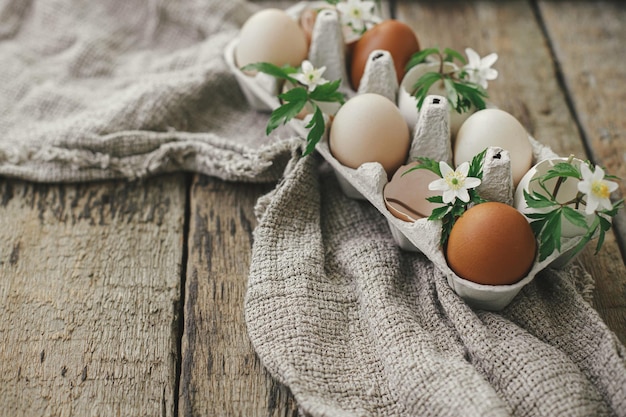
[
  {"left": 0, "top": 1, "right": 624, "bottom": 416},
  {"left": 0, "top": 176, "right": 186, "bottom": 417}
]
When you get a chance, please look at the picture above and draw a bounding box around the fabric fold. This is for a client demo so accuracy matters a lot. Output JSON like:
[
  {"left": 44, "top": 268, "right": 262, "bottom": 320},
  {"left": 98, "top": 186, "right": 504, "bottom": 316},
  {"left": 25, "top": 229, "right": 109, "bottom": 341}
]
[
  {"left": 246, "top": 155, "right": 626, "bottom": 417},
  {"left": 0, "top": 0, "right": 301, "bottom": 183}
]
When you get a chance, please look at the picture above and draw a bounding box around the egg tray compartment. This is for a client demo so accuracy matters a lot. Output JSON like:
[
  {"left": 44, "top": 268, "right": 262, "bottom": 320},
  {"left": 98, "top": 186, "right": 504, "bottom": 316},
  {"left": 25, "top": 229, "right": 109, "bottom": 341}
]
[{"left": 225, "top": 2, "right": 587, "bottom": 310}]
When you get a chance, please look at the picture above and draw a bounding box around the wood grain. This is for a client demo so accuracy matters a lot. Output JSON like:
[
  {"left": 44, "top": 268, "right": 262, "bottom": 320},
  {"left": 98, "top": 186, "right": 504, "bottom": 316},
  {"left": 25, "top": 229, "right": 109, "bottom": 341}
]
[
  {"left": 537, "top": 0, "right": 626, "bottom": 341},
  {"left": 538, "top": 0, "right": 626, "bottom": 256},
  {"left": 396, "top": 0, "right": 625, "bottom": 344},
  {"left": 0, "top": 175, "right": 185, "bottom": 417},
  {"left": 179, "top": 175, "right": 298, "bottom": 417},
  {"left": 2, "top": 2, "right": 624, "bottom": 417}
]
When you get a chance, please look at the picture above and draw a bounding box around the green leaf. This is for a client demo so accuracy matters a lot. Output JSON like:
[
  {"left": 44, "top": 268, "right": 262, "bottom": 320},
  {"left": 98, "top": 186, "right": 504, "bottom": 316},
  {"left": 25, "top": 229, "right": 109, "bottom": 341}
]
[
  {"left": 529, "top": 216, "right": 547, "bottom": 237},
  {"left": 452, "top": 81, "right": 487, "bottom": 111},
  {"left": 561, "top": 206, "right": 589, "bottom": 229},
  {"left": 405, "top": 47, "right": 440, "bottom": 71},
  {"left": 443, "top": 47, "right": 466, "bottom": 65},
  {"left": 443, "top": 78, "right": 458, "bottom": 110},
  {"left": 278, "top": 86, "right": 308, "bottom": 102},
  {"left": 426, "top": 195, "right": 444, "bottom": 204},
  {"left": 309, "top": 79, "right": 345, "bottom": 103},
  {"left": 412, "top": 72, "right": 443, "bottom": 110},
  {"left": 542, "top": 162, "right": 582, "bottom": 182},
  {"left": 451, "top": 202, "right": 466, "bottom": 218},
  {"left": 468, "top": 148, "right": 487, "bottom": 178},
  {"left": 266, "top": 96, "right": 307, "bottom": 135},
  {"left": 428, "top": 205, "right": 451, "bottom": 221},
  {"left": 595, "top": 226, "right": 607, "bottom": 254},
  {"left": 469, "top": 190, "right": 486, "bottom": 205},
  {"left": 403, "top": 156, "right": 442, "bottom": 177},
  {"left": 302, "top": 105, "right": 325, "bottom": 156},
  {"left": 241, "top": 62, "right": 298, "bottom": 82},
  {"left": 524, "top": 189, "right": 558, "bottom": 209},
  {"left": 538, "top": 209, "right": 562, "bottom": 261}
]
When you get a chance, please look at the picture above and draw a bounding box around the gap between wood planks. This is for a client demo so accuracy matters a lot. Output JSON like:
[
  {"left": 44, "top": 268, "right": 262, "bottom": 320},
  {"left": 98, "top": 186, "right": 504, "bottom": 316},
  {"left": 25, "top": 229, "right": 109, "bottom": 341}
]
[
  {"left": 173, "top": 172, "right": 193, "bottom": 417},
  {"left": 530, "top": 0, "right": 625, "bottom": 262},
  {"left": 169, "top": 2, "right": 625, "bottom": 412}
]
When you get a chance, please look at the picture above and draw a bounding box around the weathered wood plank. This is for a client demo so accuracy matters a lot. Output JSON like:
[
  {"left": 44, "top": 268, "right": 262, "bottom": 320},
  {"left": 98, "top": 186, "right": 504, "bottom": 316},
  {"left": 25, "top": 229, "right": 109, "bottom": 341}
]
[
  {"left": 538, "top": 1, "right": 625, "bottom": 199},
  {"left": 0, "top": 175, "right": 185, "bottom": 417},
  {"left": 396, "top": 0, "right": 625, "bottom": 343},
  {"left": 179, "top": 2, "right": 392, "bottom": 414},
  {"left": 179, "top": 175, "right": 298, "bottom": 417},
  {"left": 538, "top": 0, "right": 626, "bottom": 341}
]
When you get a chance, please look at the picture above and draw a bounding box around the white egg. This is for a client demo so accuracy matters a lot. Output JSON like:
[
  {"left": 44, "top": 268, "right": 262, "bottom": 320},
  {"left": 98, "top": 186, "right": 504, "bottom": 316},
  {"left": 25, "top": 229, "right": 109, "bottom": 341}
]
[
  {"left": 454, "top": 109, "right": 533, "bottom": 186},
  {"left": 330, "top": 93, "right": 410, "bottom": 178},
  {"left": 236, "top": 9, "right": 308, "bottom": 68}
]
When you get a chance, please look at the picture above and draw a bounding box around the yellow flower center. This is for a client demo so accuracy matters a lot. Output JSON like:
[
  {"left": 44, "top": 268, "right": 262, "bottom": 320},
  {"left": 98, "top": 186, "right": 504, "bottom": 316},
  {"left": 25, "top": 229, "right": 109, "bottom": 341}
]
[
  {"left": 591, "top": 181, "right": 610, "bottom": 199},
  {"left": 445, "top": 172, "right": 465, "bottom": 190}
]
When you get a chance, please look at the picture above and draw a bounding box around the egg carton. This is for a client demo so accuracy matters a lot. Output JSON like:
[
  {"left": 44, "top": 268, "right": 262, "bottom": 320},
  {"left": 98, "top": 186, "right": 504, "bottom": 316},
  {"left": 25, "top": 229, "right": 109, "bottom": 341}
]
[{"left": 225, "top": 3, "right": 586, "bottom": 310}]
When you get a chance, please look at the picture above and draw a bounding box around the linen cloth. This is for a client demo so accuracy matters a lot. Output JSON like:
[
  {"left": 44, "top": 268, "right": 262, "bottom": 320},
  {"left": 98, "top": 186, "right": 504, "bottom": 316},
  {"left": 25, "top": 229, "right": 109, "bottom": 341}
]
[
  {"left": 1, "top": 1, "right": 624, "bottom": 416},
  {"left": 0, "top": 0, "right": 298, "bottom": 182}
]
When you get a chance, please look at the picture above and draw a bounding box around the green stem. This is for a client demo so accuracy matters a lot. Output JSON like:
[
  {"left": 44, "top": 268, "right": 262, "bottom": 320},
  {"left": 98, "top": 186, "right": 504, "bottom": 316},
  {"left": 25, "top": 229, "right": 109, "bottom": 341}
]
[{"left": 551, "top": 155, "right": 575, "bottom": 199}]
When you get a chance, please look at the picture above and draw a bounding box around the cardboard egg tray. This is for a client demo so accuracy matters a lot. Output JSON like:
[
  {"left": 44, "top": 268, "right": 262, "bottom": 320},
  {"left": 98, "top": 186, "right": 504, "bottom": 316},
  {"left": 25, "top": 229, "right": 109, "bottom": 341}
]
[{"left": 225, "top": 2, "right": 586, "bottom": 310}]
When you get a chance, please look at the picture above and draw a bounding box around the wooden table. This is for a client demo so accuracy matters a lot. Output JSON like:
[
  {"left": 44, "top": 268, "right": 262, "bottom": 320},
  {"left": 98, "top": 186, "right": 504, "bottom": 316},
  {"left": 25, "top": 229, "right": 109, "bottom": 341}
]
[{"left": 1, "top": 1, "right": 624, "bottom": 416}]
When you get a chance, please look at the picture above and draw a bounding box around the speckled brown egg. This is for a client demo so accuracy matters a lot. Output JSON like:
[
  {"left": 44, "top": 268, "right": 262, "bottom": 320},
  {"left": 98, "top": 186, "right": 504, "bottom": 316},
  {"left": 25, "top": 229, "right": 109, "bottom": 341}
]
[
  {"left": 350, "top": 20, "right": 420, "bottom": 90},
  {"left": 446, "top": 202, "right": 537, "bottom": 286}
]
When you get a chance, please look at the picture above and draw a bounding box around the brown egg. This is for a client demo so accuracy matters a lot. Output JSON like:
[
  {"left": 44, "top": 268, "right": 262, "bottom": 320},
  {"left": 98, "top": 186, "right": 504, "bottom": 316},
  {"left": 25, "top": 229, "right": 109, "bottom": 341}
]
[
  {"left": 299, "top": 7, "right": 319, "bottom": 46},
  {"left": 446, "top": 202, "right": 536, "bottom": 286},
  {"left": 350, "top": 20, "right": 420, "bottom": 90}
]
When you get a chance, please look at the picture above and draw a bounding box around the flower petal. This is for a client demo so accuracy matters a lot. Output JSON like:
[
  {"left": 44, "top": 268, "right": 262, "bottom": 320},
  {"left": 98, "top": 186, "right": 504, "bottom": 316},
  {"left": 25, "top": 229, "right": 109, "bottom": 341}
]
[
  {"left": 439, "top": 161, "right": 454, "bottom": 177},
  {"left": 585, "top": 196, "right": 600, "bottom": 215},
  {"left": 457, "top": 188, "right": 470, "bottom": 203},
  {"left": 464, "top": 177, "right": 482, "bottom": 189},
  {"left": 481, "top": 53, "right": 498, "bottom": 68},
  {"left": 598, "top": 197, "right": 614, "bottom": 211},
  {"left": 483, "top": 68, "right": 498, "bottom": 80},
  {"left": 428, "top": 178, "right": 449, "bottom": 191},
  {"left": 580, "top": 162, "right": 593, "bottom": 181},
  {"left": 442, "top": 189, "right": 456, "bottom": 204},
  {"left": 301, "top": 60, "right": 313, "bottom": 72},
  {"left": 293, "top": 73, "right": 307, "bottom": 85},
  {"left": 577, "top": 180, "right": 591, "bottom": 194},
  {"left": 456, "top": 161, "right": 470, "bottom": 176},
  {"left": 465, "top": 48, "right": 480, "bottom": 67},
  {"left": 592, "top": 165, "right": 606, "bottom": 182}
]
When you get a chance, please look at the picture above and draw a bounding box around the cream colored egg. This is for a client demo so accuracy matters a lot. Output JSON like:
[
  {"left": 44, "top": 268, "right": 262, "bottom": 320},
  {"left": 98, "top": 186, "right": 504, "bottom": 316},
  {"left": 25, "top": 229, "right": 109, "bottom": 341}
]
[
  {"left": 236, "top": 9, "right": 308, "bottom": 68},
  {"left": 454, "top": 109, "right": 532, "bottom": 186},
  {"left": 330, "top": 93, "right": 410, "bottom": 178}
]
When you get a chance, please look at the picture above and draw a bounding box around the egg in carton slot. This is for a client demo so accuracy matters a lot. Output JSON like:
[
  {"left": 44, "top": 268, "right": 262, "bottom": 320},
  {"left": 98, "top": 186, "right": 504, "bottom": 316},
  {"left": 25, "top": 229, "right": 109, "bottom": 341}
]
[{"left": 224, "top": 3, "right": 588, "bottom": 310}]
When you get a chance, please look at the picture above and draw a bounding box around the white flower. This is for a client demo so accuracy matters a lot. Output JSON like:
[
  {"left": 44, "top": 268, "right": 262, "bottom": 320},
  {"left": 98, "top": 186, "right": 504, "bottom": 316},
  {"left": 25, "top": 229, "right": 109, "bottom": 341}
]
[
  {"left": 429, "top": 161, "right": 482, "bottom": 204},
  {"left": 463, "top": 48, "right": 498, "bottom": 89},
  {"left": 294, "top": 60, "right": 328, "bottom": 92},
  {"left": 337, "top": 0, "right": 376, "bottom": 40},
  {"left": 577, "top": 164, "right": 618, "bottom": 215}
]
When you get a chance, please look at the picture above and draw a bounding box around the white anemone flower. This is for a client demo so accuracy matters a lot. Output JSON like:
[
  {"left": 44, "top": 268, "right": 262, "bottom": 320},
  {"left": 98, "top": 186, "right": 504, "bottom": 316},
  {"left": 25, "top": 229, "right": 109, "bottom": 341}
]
[
  {"left": 294, "top": 60, "right": 328, "bottom": 92},
  {"left": 429, "top": 161, "right": 482, "bottom": 204},
  {"left": 337, "top": 0, "right": 376, "bottom": 35},
  {"left": 577, "top": 164, "right": 618, "bottom": 215},
  {"left": 463, "top": 48, "right": 498, "bottom": 89}
]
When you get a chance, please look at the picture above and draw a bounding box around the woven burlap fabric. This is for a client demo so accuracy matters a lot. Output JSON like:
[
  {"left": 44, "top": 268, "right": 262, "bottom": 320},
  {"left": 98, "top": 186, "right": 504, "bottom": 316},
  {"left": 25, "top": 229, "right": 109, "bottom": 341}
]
[
  {"left": 0, "top": 0, "right": 299, "bottom": 183},
  {"left": 247, "top": 154, "right": 626, "bottom": 417},
  {"left": 2, "top": 1, "right": 625, "bottom": 415}
]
